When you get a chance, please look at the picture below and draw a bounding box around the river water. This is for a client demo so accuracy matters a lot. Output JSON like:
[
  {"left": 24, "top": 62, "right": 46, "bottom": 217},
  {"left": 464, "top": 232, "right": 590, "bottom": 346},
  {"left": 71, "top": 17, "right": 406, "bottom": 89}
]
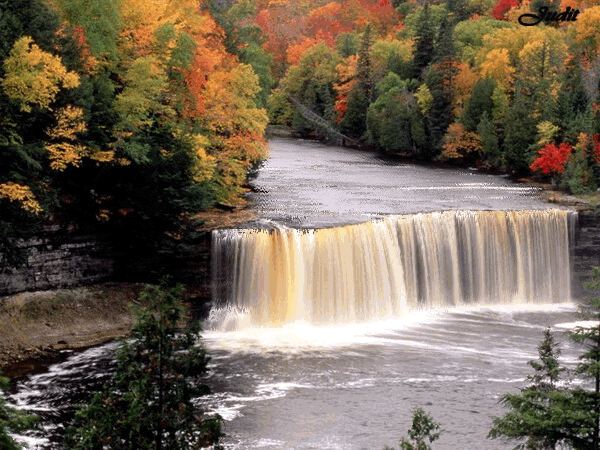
[{"left": 10, "top": 138, "right": 581, "bottom": 449}]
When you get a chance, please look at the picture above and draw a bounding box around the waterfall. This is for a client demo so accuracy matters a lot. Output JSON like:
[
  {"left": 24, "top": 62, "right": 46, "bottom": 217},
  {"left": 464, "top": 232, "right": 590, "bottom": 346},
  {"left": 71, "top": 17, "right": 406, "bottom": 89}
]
[{"left": 211, "top": 210, "right": 576, "bottom": 329}]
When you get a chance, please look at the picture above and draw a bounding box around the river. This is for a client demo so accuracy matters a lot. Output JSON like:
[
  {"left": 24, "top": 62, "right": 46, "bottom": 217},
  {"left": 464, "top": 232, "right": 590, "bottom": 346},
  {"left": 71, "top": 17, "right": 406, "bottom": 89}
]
[{"left": 10, "top": 138, "right": 580, "bottom": 449}]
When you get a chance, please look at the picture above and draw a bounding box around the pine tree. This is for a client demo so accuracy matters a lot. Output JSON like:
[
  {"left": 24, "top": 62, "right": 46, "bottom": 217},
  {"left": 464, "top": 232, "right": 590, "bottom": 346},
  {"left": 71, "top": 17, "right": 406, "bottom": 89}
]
[
  {"left": 462, "top": 78, "right": 495, "bottom": 132},
  {"left": 340, "top": 25, "right": 373, "bottom": 139},
  {"left": 503, "top": 89, "right": 536, "bottom": 174},
  {"left": 570, "top": 267, "right": 600, "bottom": 450},
  {"left": 489, "top": 329, "right": 576, "bottom": 449},
  {"left": 477, "top": 112, "right": 501, "bottom": 168},
  {"left": 411, "top": 4, "right": 435, "bottom": 79},
  {"left": 66, "top": 283, "right": 222, "bottom": 450}
]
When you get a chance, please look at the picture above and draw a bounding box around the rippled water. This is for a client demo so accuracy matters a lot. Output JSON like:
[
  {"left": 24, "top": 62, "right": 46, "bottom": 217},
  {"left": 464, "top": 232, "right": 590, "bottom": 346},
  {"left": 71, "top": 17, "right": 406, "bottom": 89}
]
[
  {"left": 249, "top": 138, "right": 549, "bottom": 227},
  {"left": 10, "top": 305, "right": 582, "bottom": 449}
]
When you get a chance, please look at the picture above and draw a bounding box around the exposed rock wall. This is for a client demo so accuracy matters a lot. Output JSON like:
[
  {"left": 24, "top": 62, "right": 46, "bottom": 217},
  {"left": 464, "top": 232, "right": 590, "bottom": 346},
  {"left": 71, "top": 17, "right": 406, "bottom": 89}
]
[
  {"left": 0, "top": 229, "right": 115, "bottom": 297},
  {"left": 573, "top": 207, "right": 600, "bottom": 297},
  {"left": 0, "top": 208, "right": 598, "bottom": 300}
]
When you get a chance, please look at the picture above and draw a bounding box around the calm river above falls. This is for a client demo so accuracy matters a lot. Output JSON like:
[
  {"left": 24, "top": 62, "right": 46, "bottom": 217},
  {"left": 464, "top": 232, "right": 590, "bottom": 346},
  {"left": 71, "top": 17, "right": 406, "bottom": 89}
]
[{"left": 11, "top": 138, "right": 583, "bottom": 449}]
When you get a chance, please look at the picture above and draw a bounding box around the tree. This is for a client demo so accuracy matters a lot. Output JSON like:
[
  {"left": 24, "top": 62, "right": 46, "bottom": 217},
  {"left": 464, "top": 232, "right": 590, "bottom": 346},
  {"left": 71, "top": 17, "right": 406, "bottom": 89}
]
[
  {"left": 1, "top": 36, "right": 80, "bottom": 112},
  {"left": 503, "top": 91, "right": 536, "bottom": 174},
  {"left": 66, "top": 282, "right": 222, "bottom": 449},
  {"left": 489, "top": 329, "right": 578, "bottom": 449},
  {"left": 397, "top": 408, "right": 441, "bottom": 450},
  {"left": 367, "top": 80, "right": 427, "bottom": 156},
  {"left": 0, "top": 375, "right": 36, "bottom": 450},
  {"left": 461, "top": 77, "right": 495, "bottom": 131},
  {"left": 570, "top": 267, "right": 600, "bottom": 450},
  {"left": 340, "top": 25, "right": 374, "bottom": 139},
  {"left": 441, "top": 122, "right": 482, "bottom": 163},
  {"left": 477, "top": 112, "right": 501, "bottom": 168},
  {"left": 530, "top": 143, "right": 573, "bottom": 178},
  {"left": 425, "top": 61, "right": 457, "bottom": 154},
  {"left": 412, "top": 4, "right": 435, "bottom": 79},
  {"left": 560, "top": 142, "right": 597, "bottom": 195}
]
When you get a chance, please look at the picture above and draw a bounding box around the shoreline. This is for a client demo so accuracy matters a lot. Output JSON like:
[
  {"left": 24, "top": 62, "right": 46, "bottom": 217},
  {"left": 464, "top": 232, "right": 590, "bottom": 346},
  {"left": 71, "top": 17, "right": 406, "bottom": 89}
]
[
  {"left": 0, "top": 283, "right": 139, "bottom": 371},
  {"left": 1, "top": 137, "right": 598, "bottom": 372}
]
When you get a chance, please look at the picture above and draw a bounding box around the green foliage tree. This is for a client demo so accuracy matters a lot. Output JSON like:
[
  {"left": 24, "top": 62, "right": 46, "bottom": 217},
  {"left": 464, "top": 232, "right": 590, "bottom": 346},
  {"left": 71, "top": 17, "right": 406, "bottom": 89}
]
[
  {"left": 570, "top": 267, "right": 600, "bottom": 450},
  {"left": 367, "top": 76, "right": 426, "bottom": 156},
  {"left": 399, "top": 408, "right": 441, "bottom": 450},
  {"left": 503, "top": 91, "right": 536, "bottom": 174},
  {"left": 477, "top": 111, "right": 501, "bottom": 168},
  {"left": 341, "top": 25, "right": 374, "bottom": 139},
  {"left": 462, "top": 77, "right": 495, "bottom": 131},
  {"left": 425, "top": 62, "right": 456, "bottom": 154},
  {"left": 561, "top": 145, "right": 597, "bottom": 195},
  {"left": 411, "top": 4, "right": 435, "bottom": 79},
  {"left": 66, "top": 282, "right": 222, "bottom": 450},
  {"left": 489, "top": 329, "right": 580, "bottom": 449}
]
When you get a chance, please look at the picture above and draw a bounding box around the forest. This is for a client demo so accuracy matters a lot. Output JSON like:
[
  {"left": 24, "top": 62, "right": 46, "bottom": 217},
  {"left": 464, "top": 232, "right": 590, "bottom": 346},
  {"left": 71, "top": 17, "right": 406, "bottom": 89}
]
[{"left": 1, "top": 0, "right": 600, "bottom": 259}]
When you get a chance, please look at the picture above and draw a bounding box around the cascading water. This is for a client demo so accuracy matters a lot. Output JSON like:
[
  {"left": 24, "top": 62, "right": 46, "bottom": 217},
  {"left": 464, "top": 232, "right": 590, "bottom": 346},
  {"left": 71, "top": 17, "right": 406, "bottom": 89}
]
[{"left": 210, "top": 209, "right": 576, "bottom": 329}]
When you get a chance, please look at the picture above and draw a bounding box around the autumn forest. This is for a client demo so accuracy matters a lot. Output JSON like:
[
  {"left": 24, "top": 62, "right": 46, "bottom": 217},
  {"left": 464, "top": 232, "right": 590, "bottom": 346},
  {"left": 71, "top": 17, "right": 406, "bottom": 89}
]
[{"left": 1, "top": 0, "right": 600, "bottom": 256}]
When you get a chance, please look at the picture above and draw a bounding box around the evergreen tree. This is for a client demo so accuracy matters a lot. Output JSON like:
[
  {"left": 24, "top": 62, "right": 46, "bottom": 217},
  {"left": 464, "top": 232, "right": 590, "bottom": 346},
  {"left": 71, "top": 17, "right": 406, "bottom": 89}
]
[
  {"left": 432, "top": 15, "right": 455, "bottom": 64},
  {"left": 489, "top": 329, "right": 578, "bottom": 449},
  {"left": 462, "top": 78, "right": 496, "bottom": 131},
  {"left": 425, "top": 62, "right": 456, "bottom": 154},
  {"left": 503, "top": 90, "right": 536, "bottom": 174},
  {"left": 570, "top": 267, "right": 600, "bottom": 450},
  {"left": 0, "top": 375, "right": 36, "bottom": 450},
  {"left": 66, "top": 283, "right": 222, "bottom": 450},
  {"left": 340, "top": 25, "right": 373, "bottom": 139},
  {"left": 411, "top": 4, "right": 435, "bottom": 79},
  {"left": 477, "top": 112, "right": 501, "bottom": 168},
  {"left": 557, "top": 64, "right": 591, "bottom": 143},
  {"left": 560, "top": 145, "right": 597, "bottom": 195}
]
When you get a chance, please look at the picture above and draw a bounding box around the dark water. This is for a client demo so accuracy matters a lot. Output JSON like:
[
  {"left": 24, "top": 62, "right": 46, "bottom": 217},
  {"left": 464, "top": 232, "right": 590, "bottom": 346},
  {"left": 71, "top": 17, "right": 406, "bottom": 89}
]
[
  {"left": 9, "top": 307, "right": 583, "bottom": 449},
  {"left": 8, "top": 139, "right": 579, "bottom": 449}
]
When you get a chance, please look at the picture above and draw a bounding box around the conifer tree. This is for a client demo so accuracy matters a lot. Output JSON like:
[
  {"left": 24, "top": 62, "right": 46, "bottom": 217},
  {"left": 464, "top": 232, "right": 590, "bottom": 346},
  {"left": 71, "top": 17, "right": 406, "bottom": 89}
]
[
  {"left": 570, "top": 267, "right": 600, "bottom": 449},
  {"left": 462, "top": 78, "right": 495, "bottom": 132},
  {"left": 477, "top": 112, "right": 501, "bottom": 168},
  {"left": 489, "top": 329, "right": 575, "bottom": 449},
  {"left": 503, "top": 89, "right": 536, "bottom": 174},
  {"left": 411, "top": 4, "right": 435, "bottom": 79},
  {"left": 341, "top": 25, "right": 373, "bottom": 139},
  {"left": 66, "top": 283, "right": 222, "bottom": 450}
]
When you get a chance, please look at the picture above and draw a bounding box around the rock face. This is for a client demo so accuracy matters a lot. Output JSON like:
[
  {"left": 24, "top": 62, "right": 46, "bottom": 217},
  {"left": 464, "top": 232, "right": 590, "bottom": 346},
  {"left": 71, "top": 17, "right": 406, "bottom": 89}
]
[
  {"left": 0, "top": 208, "right": 598, "bottom": 300},
  {"left": 0, "top": 229, "right": 115, "bottom": 297},
  {"left": 572, "top": 207, "right": 600, "bottom": 297}
]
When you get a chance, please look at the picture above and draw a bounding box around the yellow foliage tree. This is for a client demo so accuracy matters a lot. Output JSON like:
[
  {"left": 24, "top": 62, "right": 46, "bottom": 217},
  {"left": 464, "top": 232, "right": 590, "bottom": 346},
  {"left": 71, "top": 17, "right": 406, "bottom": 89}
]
[
  {"left": 479, "top": 48, "right": 515, "bottom": 89},
  {"left": 574, "top": 6, "right": 600, "bottom": 57},
  {"left": 1, "top": 36, "right": 80, "bottom": 112},
  {"left": 453, "top": 63, "right": 479, "bottom": 117},
  {"left": 0, "top": 182, "right": 42, "bottom": 214},
  {"left": 45, "top": 106, "right": 88, "bottom": 171},
  {"left": 203, "top": 64, "right": 268, "bottom": 136}
]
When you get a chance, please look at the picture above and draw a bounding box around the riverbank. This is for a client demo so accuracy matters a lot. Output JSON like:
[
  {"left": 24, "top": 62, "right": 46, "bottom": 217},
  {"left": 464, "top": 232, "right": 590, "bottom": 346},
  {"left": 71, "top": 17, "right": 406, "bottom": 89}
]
[{"left": 0, "top": 283, "right": 139, "bottom": 371}]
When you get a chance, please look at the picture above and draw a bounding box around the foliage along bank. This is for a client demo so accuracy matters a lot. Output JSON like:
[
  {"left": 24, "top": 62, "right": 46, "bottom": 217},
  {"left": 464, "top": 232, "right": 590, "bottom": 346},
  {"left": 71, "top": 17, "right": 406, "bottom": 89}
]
[
  {"left": 0, "top": 0, "right": 269, "bottom": 261},
  {"left": 257, "top": 0, "right": 600, "bottom": 194}
]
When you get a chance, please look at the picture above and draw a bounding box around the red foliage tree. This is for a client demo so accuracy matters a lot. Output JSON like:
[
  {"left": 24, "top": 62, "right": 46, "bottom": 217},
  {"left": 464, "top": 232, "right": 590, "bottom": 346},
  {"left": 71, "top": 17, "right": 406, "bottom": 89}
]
[
  {"left": 593, "top": 134, "right": 600, "bottom": 164},
  {"left": 492, "top": 0, "right": 520, "bottom": 19},
  {"left": 530, "top": 143, "right": 573, "bottom": 176}
]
